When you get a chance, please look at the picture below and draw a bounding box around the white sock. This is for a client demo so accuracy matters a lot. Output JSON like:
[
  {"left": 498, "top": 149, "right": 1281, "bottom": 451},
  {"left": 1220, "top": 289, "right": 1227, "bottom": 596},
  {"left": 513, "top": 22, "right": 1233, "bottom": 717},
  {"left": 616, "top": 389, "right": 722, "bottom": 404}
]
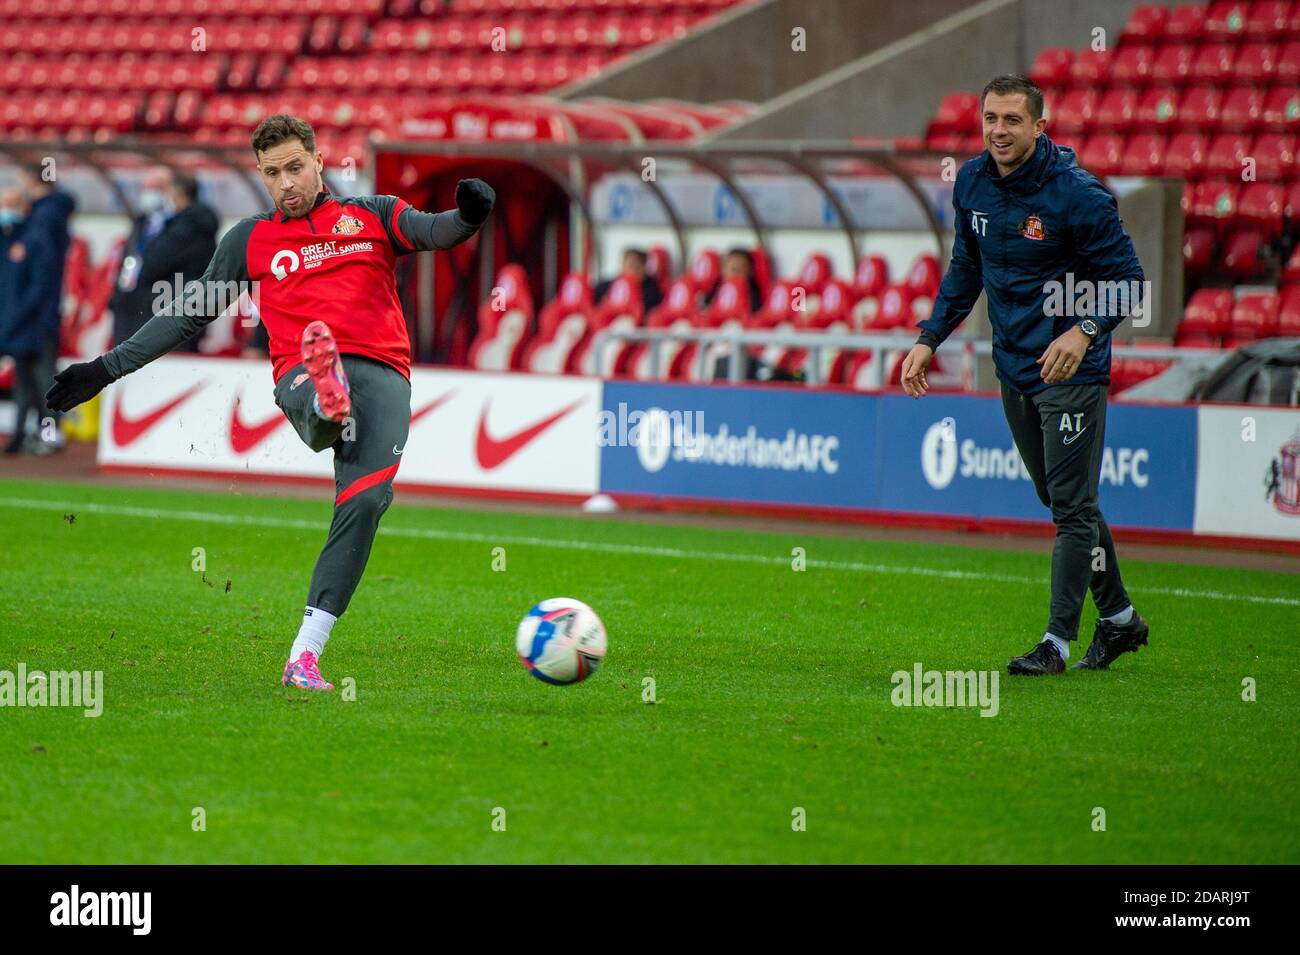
[
  {"left": 312, "top": 393, "right": 323, "bottom": 419},
  {"left": 289, "top": 606, "right": 337, "bottom": 661},
  {"left": 1101, "top": 605, "right": 1134, "bottom": 626},
  {"left": 1042, "top": 633, "right": 1070, "bottom": 661}
]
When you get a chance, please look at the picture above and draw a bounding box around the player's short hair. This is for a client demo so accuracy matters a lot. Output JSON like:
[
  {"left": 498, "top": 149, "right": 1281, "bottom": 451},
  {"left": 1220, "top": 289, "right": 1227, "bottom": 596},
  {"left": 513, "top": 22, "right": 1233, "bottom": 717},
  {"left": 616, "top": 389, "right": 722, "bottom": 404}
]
[
  {"left": 251, "top": 114, "right": 317, "bottom": 158},
  {"left": 981, "top": 74, "right": 1044, "bottom": 122},
  {"left": 623, "top": 248, "right": 647, "bottom": 263}
]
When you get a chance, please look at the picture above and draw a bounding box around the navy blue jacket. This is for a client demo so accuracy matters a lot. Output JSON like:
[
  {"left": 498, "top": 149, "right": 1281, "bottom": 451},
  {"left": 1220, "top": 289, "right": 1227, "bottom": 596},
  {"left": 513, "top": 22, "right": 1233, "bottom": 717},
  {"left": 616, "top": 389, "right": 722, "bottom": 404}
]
[
  {"left": 27, "top": 190, "right": 75, "bottom": 349},
  {"left": 0, "top": 221, "right": 60, "bottom": 357},
  {"left": 917, "top": 135, "right": 1145, "bottom": 395}
]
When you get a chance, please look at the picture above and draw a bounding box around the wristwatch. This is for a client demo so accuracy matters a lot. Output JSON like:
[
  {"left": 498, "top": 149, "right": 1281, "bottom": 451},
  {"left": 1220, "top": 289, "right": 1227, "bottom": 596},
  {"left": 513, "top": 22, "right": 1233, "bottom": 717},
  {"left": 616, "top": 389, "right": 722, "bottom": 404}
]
[{"left": 1077, "top": 319, "right": 1099, "bottom": 343}]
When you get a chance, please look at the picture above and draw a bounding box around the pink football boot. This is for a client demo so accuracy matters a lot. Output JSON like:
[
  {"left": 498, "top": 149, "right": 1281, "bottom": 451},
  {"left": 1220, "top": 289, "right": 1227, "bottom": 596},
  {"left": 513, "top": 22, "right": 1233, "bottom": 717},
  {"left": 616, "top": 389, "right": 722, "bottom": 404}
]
[
  {"left": 282, "top": 651, "right": 334, "bottom": 692},
  {"left": 301, "top": 320, "right": 351, "bottom": 423}
]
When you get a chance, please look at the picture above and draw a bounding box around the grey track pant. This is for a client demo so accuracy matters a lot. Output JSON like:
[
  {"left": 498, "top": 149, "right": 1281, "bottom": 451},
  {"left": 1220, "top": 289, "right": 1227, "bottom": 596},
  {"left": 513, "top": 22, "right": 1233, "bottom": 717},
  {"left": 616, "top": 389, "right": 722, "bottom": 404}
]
[
  {"left": 273, "top": 355, "right": 411, "bottom": 617},
  {"left": 1000, "top": 381, "right": 1131, "bottom": 641}
]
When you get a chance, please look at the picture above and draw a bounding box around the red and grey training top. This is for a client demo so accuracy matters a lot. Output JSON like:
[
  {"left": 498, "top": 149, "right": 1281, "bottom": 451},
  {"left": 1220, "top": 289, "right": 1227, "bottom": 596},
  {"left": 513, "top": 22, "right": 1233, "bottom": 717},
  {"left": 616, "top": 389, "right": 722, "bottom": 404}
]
[{"left": 101, "top": 190, "right": 479, "bottom": 384}]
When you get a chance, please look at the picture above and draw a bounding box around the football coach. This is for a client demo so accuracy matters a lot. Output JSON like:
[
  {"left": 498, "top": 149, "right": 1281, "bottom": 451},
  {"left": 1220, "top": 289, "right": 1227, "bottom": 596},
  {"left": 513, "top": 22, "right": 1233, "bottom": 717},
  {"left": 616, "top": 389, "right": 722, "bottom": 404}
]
[{"left": 900, "top": 74, "right": 1150, "bottom": 676}]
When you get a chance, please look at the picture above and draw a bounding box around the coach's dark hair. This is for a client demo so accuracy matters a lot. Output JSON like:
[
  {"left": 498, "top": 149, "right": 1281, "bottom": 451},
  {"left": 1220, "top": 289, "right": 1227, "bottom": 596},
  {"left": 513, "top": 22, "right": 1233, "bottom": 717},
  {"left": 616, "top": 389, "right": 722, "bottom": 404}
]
[
  {"left": 170, "top": 169, "right": 200, "bottom": 202},
  {"left": 981, "top": 74, "right": 1044, "bottom": 122},
  {"left": 250, "top": 114, "right": 317, "bottom": 157}
]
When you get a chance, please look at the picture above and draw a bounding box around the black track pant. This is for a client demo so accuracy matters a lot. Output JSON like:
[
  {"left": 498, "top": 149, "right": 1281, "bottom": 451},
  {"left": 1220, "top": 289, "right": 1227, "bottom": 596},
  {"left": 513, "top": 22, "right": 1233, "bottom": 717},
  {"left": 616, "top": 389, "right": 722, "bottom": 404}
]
[
  {"left": 9, "top": 341, "right": 59, "bottom": 446},
  {"left": 1001, "top": 381, "right": 1131, "bottom": 640},
  {"left": 273, "top": 355, "right": 411, "bottom": 618}
]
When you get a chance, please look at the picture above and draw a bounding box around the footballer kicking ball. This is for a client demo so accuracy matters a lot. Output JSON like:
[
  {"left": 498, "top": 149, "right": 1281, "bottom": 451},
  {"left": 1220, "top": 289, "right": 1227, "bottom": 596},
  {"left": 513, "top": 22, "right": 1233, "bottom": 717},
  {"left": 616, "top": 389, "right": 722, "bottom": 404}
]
[{"left": 516, "top": 598, "right": 608, "bottom": 685}]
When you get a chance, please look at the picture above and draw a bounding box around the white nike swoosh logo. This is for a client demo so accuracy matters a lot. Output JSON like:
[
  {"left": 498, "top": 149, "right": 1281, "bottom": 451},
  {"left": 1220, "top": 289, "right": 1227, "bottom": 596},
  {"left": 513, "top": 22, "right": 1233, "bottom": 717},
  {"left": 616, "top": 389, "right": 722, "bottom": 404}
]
[
  {"left": 1062, "top": 427, "right": 1088, "bottom": 446},
  {"left": 393, "top": 445, "right": 404, "bottom": 455}
]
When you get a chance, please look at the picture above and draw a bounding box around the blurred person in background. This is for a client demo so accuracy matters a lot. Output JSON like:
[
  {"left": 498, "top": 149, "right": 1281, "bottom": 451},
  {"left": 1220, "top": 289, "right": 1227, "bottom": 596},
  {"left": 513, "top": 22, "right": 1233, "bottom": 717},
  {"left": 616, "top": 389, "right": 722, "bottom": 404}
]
[
  {"left": 705, "top": 247, "right": 762, "bottom": 313},
  {"left": 16, "top": 162, "right": 75, "bottom": 449},
  {"left": 110, "top": 168, "right": 219, "bottom": 350},
  {"left": 595, "top": 247, "right": 662, "bottom": 313},
  {"left": 17, "top": 161, "right": 74, "bottom": 277},
  {"left": 0, "top": 186, "right": 61, "bottom": 454}
]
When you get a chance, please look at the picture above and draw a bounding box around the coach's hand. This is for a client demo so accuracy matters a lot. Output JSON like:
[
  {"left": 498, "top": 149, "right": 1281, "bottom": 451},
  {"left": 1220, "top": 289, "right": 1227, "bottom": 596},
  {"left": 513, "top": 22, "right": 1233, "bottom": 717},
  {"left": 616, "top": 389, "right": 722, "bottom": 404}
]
[
  {"left": 900, "top": 344, "right": 934, "bottom": 398},
  {"left": 45, "top": 357, "right": 112, "bottom": 413},
  {"left": 456, "top": 178, "right": 496, "bottom": 226},
  {"left": 1038, "top": 326, "right": 1090, "bottom": 384}
]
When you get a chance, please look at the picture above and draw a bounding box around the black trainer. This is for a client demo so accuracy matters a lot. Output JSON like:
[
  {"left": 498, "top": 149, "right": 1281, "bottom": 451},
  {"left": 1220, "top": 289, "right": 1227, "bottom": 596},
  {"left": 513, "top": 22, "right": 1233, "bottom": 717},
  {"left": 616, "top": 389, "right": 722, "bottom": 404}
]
[
  {"left": 1072, "top": 611, "right": 1148, "bottom": 670},
  {"left": 1008, "top": 640, "right": 1066, "bottom": 676}
]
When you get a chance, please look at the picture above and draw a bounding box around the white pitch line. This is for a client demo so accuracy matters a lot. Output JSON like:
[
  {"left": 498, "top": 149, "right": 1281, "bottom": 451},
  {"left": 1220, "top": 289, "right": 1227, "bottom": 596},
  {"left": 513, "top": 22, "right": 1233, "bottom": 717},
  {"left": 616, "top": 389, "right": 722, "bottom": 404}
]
[{"left": 2, "top": 496, "right": 1297, "bottom": 608}]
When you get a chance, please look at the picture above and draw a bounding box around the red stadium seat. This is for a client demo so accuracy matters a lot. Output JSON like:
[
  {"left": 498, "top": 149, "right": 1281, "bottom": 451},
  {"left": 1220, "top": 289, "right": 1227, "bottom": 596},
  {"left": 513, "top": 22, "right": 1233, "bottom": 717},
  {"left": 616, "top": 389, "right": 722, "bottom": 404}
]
[
  {"left": 576, "top": 274, "right": 645, "bottom": 376},
  {"left": 1192, "top": 43, "right": 1237, "bottom": 85},
  {"left": 522, "top": 273, "right": 592, "bottom": 374},
  {"left": 1237, "top": 182, "right": 1287, "bottom": 236},
  {"left": 1122, "top": 133, "right": 1166, "bottom": 175},
  {"left": 750, "top": 280, "right": 798, "bottom": 330},
  {"left": 1261, "top": 86, "right": 1300, "bottom": 133},
  {"left": 1080, "top": 133, "right": 1124, "bottom": 177},
  {"left": 1250, "top": 133, "right": 1297, "bottom": 180},
  {"left": 1164, "top": 131, "right": 1209, "bottom": 177},
  {"left": 1188, "top": 180, "right": 1241, "bottom": 228},
  {"left": 1245, "top": 0, "right": 1291, "bottom": 40},
  {"left": 1178, "top": 86, "right": 1223, "bottom": 131},
  {"left": 1166, "top": 5, "right": 1209, "bottom": 41},
  {"left": 794, "top": 252, "right": 834, "bottom": 298},
  {"left": 1136, "top": 87, "right": 1180, "bottom": 129},
  {"left": 1205, "top": 1, "right": 1252, "bottom": 40},
  {"left": 869, "top": 284, "right": 917, "bottom": 331},
  {"left": 675, "top": 276, "right": 752, "bottom": 382},
  {"left": 1219, "top": 87, "right": 1264, "bottom": 132},
  {"left": 1049, "top": 88, "right": 1098, "bottom": 135},
  {"left": 1029, "top": 47, "right": 1073, "bottom": 87},
  {"left": 468, "top": 265, "right": 534, "bottom": 371},
  {"left": 932, "top": 91, "right": 980, "bottom": 134},
  {"left": 1278, "top": 40, "right": 1300, "bottom": 82},
  {"left": 852, "top": 254, "right": 890, "bottom": 301},
  {"left": 1150, "top": 42, "right": 1196, "bottom": 86},
  {"left": 1111, "top": 45, "right": 1155, "bottom": 86},
  {"left": 622, "top": 279, "right": 698, "bottom": 381},
  {"left": 1123, "top": 5, "right": 1171, "bottom": 41},
  {"left": 747, "top": 280, "right": 800, "bottom": 376},
  {"left": 685, "top": 249, "right": 721, "bottom": 300},
  {"left": 1095, "top": 87, "right": 1139, "bottom": 131},
  {"left": 777, "top": 279, "right": 853, "bottom": 381},
  {"left": 1234, "top": 42, "right": 1278, "bottom": 84},
  {"left": 1182, "top": 225, "right": 1217, "bottom": 272},
  {"left": 645, "top": 246, "right": 673, "bottom": 296},
  {"left": 1177, "top": 287, "right": 1233, "bottom": 344},
  {"left": 904, "top": 253, "right": 941, "bottom": 298},
  {"left": 1224, "top": 292, "right": 1280, "bottom": 346},
  {"left": 1070, "top": 48, "right": 1114, "bottom": 86},
  {"left": 1203, "top": 132, "right": 1252, "bottom": 177},
  {"left": 1221, "top": 229, "right": 1267, "bottom": 279},
  {"left": 1277, "top": 287, "right": 1300, "bottom": 336}
]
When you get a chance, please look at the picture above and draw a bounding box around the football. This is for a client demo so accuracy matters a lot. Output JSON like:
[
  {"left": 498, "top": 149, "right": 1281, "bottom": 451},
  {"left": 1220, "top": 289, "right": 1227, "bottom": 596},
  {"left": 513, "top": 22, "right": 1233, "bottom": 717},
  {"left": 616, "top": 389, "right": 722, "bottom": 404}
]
[{"left": 515, "top": 597, "right": 608, "bottom": 685}]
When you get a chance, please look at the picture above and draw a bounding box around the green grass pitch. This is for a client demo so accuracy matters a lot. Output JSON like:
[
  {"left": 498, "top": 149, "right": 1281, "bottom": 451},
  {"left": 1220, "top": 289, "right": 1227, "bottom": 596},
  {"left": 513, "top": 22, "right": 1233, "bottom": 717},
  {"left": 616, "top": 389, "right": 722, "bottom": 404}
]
[{"left": 0, "top": 475, "right": 1296, "bottom": 864}]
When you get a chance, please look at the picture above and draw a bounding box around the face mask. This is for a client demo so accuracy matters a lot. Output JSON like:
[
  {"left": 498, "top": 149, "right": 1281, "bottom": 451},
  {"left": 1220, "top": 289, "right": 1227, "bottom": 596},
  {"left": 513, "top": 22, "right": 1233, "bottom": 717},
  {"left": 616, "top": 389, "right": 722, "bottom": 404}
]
[
  {"left": 138, "top": 189, "right": 165, "bottom": 214},
  {"left": 0, "top": 209, "right": 22, "bottom": 228}
]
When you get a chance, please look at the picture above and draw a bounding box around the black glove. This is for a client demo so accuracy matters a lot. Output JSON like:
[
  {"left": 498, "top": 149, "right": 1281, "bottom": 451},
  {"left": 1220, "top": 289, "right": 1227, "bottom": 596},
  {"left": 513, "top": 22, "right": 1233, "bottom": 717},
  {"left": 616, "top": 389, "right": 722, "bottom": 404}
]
[
  {"left": 45, "top": 357, "right": 113, "bottom": 413},
  {"left": 455, "top": 178, "right": 496, "bottom": 226}
]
